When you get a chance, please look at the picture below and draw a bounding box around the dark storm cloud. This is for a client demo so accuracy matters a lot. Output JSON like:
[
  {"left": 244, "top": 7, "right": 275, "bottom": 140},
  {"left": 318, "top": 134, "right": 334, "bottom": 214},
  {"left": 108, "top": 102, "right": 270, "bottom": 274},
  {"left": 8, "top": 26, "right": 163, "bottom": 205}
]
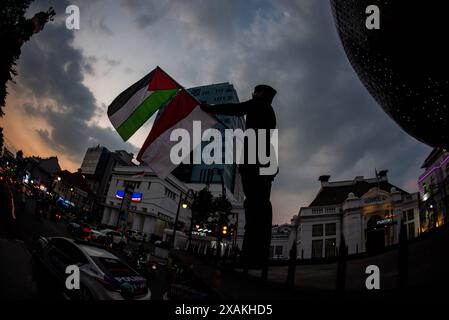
[
  {"left": 98, "top": 16, "right": 114, "bottom": 36},
  {"left": 122, "top": 0, "right": 430, "bottom": 215},
  {"left": 86, "top": 16, "right": 114, "bottom": 37},
  {"left": 258, "top": 1, "right": 431, "bottom": 191},
  {"left": 122, "top": 0, "right": 172, "bottom": 29},
  {"left": 11, "top": 0, "right": 430, "bottom": 221},
  {"left": 16, "top": 0, "right": 137, "bottom": 164}
]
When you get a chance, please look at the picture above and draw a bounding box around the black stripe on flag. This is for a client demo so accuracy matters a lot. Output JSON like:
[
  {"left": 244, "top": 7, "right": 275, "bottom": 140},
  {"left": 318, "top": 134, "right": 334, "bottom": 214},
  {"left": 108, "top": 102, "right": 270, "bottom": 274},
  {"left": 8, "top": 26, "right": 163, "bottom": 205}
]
[{"left": 107, "top": 69, "right": 155, "bottom": 117}]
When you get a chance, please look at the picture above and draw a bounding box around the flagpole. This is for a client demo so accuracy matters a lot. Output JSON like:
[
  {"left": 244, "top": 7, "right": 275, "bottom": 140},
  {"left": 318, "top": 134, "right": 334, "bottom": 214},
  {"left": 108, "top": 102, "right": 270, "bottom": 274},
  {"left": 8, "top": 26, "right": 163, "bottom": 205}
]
[{"left": 181, "top": 88, "right": 230, "bottom": 130}]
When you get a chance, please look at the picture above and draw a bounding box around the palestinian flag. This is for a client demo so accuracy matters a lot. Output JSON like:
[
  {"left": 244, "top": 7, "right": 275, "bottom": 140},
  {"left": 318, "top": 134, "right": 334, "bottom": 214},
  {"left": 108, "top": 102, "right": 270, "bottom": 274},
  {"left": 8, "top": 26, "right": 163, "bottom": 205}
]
[
  {"left": 108, "top": 66, "right": 181, "bottom": 141},
  {"left": 137, "top": 89, "right": 218, "bottom": 178}
]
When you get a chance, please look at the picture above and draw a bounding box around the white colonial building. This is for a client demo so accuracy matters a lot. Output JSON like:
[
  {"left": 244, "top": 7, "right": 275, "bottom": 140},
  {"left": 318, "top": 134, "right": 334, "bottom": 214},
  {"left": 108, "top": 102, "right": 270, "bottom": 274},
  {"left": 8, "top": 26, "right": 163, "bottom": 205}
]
[
  {"left": 101, "top": 166, "right": 192, "bottom": 239},
  {"left": 291, "top": 171, "right": 420, "bottom": 259},
  {"left": 269, "top": 224, "right": 294, "bottom": 260},
  {"left": 101, "top": 165, "right": 246, "bottom": 251}
]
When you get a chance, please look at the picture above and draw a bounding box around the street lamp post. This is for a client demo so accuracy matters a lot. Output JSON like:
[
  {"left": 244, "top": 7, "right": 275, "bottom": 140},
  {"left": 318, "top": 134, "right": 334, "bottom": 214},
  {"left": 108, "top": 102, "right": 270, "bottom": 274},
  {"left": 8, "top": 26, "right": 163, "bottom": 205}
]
[
  {"left": 231, "top": 211, "right": 239, "bottom": 251},
  {"left": 116, "top": 181, "right": 136, "bottom": 229},
  {"left": 171, "top": 188, "right": 194, "bottom": 249}
]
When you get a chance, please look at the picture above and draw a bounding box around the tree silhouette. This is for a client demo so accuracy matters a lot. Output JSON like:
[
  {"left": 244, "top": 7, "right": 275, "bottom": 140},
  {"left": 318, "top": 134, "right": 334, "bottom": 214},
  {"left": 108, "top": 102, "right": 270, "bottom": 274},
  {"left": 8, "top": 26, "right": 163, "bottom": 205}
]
[
  {"left": 190, "top": 187, "right": 214, "bottom": 226},
  {"left": 0, "top": 0, "right": 55, "bottom": 116},
  {"left": 190, "top": 187, "right": 232, "bottom": 236}
]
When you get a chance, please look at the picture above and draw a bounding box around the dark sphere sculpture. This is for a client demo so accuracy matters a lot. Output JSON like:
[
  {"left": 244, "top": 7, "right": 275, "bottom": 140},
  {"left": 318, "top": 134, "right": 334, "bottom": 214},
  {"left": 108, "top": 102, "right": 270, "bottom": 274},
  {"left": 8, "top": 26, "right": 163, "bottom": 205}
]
[{"left": 331, "top": 1, "right": 448, "bottom": 149}]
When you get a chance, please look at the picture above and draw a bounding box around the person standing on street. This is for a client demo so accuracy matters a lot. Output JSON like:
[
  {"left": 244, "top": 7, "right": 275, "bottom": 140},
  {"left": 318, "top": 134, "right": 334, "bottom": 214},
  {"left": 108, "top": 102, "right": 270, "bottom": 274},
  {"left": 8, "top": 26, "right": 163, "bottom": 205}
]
[
  {"left": 201, "top": 84, "right": 278, "bottom": 270},
  {"left": 0, "top": 171, "right": 16, "bottom": 239}
]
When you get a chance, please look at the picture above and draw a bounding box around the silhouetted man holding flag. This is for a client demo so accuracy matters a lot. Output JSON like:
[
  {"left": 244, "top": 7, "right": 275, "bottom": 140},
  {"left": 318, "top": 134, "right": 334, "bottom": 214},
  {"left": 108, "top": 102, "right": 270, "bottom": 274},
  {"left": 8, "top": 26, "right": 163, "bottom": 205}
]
[{"left": 201, "top": 84, "right": 278, "bottom": 270}]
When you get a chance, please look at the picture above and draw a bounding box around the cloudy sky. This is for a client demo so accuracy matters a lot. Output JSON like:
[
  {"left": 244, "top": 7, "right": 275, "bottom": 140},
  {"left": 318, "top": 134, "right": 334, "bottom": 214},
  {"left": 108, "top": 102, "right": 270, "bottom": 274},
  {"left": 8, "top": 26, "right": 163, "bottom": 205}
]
[{"left": 1, "top": 0, "right": 431, "bottom": 224}]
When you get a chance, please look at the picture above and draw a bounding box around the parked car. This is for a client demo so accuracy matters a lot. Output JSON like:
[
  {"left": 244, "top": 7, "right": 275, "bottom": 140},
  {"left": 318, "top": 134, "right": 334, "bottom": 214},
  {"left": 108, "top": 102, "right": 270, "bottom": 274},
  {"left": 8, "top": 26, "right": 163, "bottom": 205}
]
[
  {"left": 67, "top": 220, "right": 91, "bottom": 241},
  {"left": 31, "top": 237, "right": 151, "bottom": 300},
  {"left": 90, "top": 229, "right": 105, "bottom": 241},
  {"left": 126, "top": 230, "right": 145, "bottom": 242},
  {"left": 67, "top": 221, "right": 80, "bottom": 234},
  {"left": 99, "top": 229, "right": 128, "bottom": 246},
  {"left": 154, "top": 240, "right": 170, "bottom": 249}
]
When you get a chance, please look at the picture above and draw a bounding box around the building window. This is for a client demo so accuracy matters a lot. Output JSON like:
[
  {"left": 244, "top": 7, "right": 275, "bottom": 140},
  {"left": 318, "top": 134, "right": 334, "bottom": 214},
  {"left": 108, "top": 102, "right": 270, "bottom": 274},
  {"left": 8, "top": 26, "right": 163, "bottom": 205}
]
[
  {"left": 408, "top": 222, "right": 415, "bottom": 239},
  {"left": 275, "top": 245, "right": 283, "bottom": 258},
  {"left": 142, "top": 207, "right": 147, "bottom": 213},
  {"left": 312, "top": 224, "right": 323, "bottom": 237},
  {"left": 147, "top": 182, "right": 151, "bottom": 190},
  {"left": 407, "top": 209, "right": 414, "bottom": 221},
  {"left": 325, "top": 223, "right": 336, "bottom": 236},
  {"left": 164, "top": 188, "right": 176, "bottom": 201},
  {"left": 311, "top": 240, "right": 323, "bottom": 259},
  {"left": 325, "top": 238, "right": 336, "bottom": 258},
  {"left": 423, "top": 183, "right": 428, "bottom": 194}
]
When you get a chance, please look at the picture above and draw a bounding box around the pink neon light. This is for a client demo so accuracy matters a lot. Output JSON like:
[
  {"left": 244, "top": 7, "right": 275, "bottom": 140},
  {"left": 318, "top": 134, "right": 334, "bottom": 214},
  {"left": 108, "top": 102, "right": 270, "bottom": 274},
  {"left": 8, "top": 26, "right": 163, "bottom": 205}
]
[{"left": 418, "top": 154, "right": 449, "bottom": 184}]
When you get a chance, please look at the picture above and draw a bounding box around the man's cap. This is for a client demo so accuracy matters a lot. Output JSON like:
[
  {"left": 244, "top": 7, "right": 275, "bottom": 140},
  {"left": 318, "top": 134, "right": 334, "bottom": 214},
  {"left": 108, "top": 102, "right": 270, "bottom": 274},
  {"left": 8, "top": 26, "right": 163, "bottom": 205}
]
[{"left": 255, "top": 84, "right": 277, "bottom": 103}]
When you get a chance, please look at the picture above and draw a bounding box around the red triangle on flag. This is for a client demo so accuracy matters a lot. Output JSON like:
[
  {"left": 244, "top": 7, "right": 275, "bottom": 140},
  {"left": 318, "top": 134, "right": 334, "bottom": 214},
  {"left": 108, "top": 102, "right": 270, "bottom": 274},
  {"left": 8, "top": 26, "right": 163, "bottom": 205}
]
[
  {"left": 148, "top": 66, "right": 182, "bottom": 91},
  {"left": 137, "top": 89, "right": 199, "bottom": 161}
]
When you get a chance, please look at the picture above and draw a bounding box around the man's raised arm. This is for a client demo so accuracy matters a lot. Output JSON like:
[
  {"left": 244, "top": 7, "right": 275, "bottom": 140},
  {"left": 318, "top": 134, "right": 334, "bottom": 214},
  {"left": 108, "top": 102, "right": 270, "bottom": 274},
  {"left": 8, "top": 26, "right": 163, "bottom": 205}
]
[{"left": 200, "top": 99, "right": 254, "bottom": 117}]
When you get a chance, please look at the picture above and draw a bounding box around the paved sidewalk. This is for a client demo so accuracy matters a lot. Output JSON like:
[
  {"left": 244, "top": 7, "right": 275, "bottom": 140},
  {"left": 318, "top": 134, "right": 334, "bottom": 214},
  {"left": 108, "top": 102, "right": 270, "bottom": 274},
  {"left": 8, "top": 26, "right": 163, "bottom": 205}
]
[
  {"left": 171, "top": 224, "right": 449, "bottom": 299},
  {"left": 0, "top": 239, "right": 37, "bottom": 299}
]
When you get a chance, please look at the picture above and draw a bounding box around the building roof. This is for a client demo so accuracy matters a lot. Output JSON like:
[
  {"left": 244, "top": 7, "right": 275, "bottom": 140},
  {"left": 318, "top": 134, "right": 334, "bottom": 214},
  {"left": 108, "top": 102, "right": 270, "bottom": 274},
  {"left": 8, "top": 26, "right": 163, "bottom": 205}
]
[
  {"left": 37, "top": 157, "right": 61, "bottom": 175},
  {"left": 309, "top": 179, "right": 408, "bottom": 207},
  {"left": 421, "top": 147, "right": 446, "bottom": 169},
  {"left": 25, "top": 156, "right": 61, "bottom": 178},
  {"left": 57, "top": 170, "right": 93, "bottom": 195}
]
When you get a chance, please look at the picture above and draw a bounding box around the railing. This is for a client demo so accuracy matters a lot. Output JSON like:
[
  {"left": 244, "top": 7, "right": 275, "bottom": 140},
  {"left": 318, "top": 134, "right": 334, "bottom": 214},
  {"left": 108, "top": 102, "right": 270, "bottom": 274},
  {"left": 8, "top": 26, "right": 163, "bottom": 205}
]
[{"left": 302, "top": 207, "right": 339, "bottom": 216}]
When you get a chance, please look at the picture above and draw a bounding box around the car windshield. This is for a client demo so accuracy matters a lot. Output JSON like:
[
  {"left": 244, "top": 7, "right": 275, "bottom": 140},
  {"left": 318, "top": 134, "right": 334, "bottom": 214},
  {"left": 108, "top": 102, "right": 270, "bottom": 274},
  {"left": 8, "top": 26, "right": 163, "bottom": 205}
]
[{"left": 91, "top": 257, "right": 136, "bottom": 277}]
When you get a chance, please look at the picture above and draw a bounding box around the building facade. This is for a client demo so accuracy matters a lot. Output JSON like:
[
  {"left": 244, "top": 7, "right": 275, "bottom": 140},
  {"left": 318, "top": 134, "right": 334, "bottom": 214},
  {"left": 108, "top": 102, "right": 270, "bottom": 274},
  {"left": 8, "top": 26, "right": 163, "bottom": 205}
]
[
  {"left": 80, "top": 145, "right": 135, "bottom": 220},
  {"left": 101, "top": 166, "right": 191, "bottom": 240},
  {"left": 53, "top": 170, "right": 94, "bottom": 213},
  {"left": 292, "top": 172, "right": 420, "bottom": 259},
  {"left": 23, "top": 156, "right": 61, "bottom": 191},
  {"left": 418, "top": 148, "right": 449, "bottom": 232},
  {"left": 269, "top": 224, "right": 292, "bottom": 260}
]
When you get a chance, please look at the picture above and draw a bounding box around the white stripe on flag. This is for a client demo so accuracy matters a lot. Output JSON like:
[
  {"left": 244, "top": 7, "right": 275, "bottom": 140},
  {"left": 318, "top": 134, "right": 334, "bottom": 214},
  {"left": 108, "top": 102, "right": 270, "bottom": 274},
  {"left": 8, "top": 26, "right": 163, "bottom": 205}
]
[
  {"left": 109, "top": 87, "right": 152, "bottom": 129},
  {"left": 139, "top": 106, "right": 218, "bottom": 179}
]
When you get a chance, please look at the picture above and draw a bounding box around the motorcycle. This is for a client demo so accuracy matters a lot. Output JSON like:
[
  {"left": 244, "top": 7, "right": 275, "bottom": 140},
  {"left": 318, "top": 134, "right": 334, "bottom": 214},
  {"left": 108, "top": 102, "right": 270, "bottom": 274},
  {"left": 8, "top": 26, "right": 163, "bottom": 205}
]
[{"left": 126, "top": 249, "right": 157, "bottom": 281}]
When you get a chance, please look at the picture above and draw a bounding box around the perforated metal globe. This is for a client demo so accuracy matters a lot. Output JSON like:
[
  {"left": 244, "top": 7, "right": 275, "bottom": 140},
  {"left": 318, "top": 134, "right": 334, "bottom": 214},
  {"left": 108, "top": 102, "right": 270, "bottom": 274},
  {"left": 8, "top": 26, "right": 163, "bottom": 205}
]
[{"left": 331, "top": 0, "right": 449, "bottom": 149}]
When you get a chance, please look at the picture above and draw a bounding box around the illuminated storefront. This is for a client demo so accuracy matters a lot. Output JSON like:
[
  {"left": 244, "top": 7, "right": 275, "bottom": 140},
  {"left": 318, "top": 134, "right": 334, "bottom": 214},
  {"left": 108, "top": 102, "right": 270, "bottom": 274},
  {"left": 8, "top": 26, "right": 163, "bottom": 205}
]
[{"left": 418, "top": 148, "right": 449, "bottom": 232}]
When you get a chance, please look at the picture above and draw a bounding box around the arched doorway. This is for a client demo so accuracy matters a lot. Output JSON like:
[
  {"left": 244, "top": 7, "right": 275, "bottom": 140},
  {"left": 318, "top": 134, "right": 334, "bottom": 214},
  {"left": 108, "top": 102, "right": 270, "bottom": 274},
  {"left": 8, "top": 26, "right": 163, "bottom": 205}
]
[{"left": 366, "top": 215, "right": 385, "bottom": 253}]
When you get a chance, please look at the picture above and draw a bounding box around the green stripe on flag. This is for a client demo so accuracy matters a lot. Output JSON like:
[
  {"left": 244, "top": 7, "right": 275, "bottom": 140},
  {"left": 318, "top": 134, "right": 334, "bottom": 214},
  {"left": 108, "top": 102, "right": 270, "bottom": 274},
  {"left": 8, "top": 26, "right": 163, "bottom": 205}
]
[{"left": 117, "top": 89, "right": 178, "bottom": 141}]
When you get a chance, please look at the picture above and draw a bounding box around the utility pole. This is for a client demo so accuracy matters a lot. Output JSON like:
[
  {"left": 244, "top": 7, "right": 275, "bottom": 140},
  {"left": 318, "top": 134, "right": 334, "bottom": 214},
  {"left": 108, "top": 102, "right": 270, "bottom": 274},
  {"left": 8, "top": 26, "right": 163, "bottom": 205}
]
[
  {"left": 172, "top": 188, "right": 195, "bottom": 249},
  {"left": 116, "top": 181, "right": 135, "bottom": 229}
]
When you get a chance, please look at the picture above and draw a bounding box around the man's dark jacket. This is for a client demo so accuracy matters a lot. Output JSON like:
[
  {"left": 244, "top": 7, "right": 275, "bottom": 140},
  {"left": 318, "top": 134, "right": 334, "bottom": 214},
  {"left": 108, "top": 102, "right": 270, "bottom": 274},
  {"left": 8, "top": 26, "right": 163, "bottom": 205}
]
[{"left": 202, "top": 97, "right": 277, "bottom": 178}]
